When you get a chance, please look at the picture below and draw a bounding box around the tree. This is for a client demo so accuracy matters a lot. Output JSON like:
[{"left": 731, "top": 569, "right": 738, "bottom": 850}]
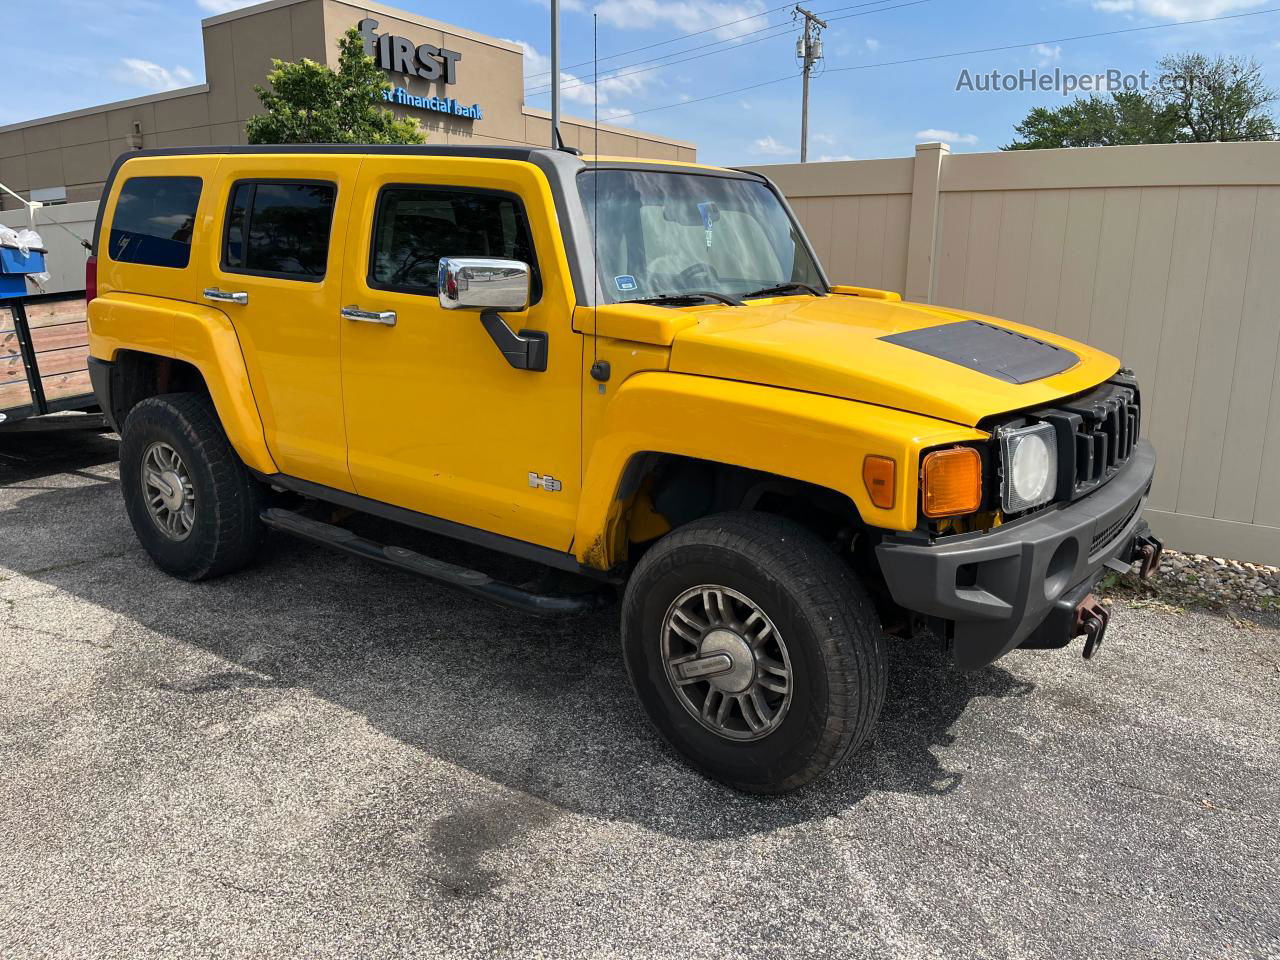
[
  {"left": 1005, "top": 53, "right": 1277, "bottom": 150},
  {"left": 246, "top": 27, "right": 425, "bottom": 145},
  {"left": 1006, "top": 91, "right": 1180, "bottom": 150},
  {"left": 1154, "top": 53, "right": 1279, "bottom": 143}
]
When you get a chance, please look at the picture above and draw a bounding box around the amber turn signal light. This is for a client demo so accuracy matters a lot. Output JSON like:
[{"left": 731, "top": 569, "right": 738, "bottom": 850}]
[
  {"left": 862, "top": 456, "right": 896, "bottom": 510},
  {"left": 921, "top": 447, "right": 982, "bottom": 518}
]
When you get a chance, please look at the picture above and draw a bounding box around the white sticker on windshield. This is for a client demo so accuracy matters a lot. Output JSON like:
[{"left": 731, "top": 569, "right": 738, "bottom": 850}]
[
  {"left": 698, "top": 202, "right": 718, "bottom": 249},
  {"left": 614, "top": 275, "right": 638, "bottom": 292}
]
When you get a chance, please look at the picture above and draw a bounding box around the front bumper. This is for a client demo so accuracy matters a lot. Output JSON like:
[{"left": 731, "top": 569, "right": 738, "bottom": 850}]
[{"left": 876, "top": 440, "right": 1157, "bottom": 669}]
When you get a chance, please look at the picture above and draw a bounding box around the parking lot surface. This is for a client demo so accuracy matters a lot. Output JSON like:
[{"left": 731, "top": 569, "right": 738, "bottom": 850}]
[{"left": 1, "top": 431, "right": 1278, "bottom": 960}]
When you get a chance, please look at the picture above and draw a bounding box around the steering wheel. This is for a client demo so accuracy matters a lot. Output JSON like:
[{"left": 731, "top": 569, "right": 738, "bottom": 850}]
[{"left": 677, "top": 262, "right": 720, "bottom": 287}]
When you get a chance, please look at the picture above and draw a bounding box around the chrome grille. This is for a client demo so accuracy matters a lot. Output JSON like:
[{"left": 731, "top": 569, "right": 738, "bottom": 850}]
[{"left": 1038, "top": 374, "right": 1142, "bottom": 502}]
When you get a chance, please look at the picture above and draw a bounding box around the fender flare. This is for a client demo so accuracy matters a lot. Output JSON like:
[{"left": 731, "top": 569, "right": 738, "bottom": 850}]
[
  {"left": 572, "top": 372, "right": 985, "bottom": 569},
  {"left": 89, "top": 294, "right": 277, "bottom": 475}
]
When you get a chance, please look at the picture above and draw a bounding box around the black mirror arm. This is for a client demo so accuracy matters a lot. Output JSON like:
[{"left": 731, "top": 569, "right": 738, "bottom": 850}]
[{"left": 480, "top": 309, "right": 548, "bottom": 372}]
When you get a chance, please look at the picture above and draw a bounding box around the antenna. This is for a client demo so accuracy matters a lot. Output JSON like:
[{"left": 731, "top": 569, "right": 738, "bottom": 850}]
[
  {"left": 588, "top": 12, "right": 610, "bottom": 387},
  {"left": 550, "top": 0, "right": 561, "bottom": 147}
]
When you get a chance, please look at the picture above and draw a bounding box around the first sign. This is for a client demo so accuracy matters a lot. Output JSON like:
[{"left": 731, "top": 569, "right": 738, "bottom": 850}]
[{"left": 358, "top": 19, "right": 462, "bottom": 85}]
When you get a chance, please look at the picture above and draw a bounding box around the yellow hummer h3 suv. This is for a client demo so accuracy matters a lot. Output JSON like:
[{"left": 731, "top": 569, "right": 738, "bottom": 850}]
[{"left": 87, "top": 146, "right": 1161, "bottom": 793}]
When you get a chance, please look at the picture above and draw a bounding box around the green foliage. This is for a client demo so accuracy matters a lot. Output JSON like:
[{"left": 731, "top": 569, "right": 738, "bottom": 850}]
[
  {"left": 1005, "top": 53, "right": 1278, "bottom": 150},
  {"left": 1155, "top": 52, "right": 1279, "bottom": 144},
  {"left": 246, "top": 27, "right": 425, "bottom": 145},
  {"left": 1005, "top": 91, "right": 1180, "bottom": 150}
]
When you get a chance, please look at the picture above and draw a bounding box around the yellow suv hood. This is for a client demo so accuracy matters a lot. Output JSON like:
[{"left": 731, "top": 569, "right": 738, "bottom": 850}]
[{"left": 667, "top": 295, "right": 1120, "bottom": 427}]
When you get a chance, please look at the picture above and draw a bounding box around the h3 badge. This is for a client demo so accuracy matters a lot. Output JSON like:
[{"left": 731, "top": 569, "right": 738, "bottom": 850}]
[{"left": 528, "top": 472, "right": 563, "bottom": 492}]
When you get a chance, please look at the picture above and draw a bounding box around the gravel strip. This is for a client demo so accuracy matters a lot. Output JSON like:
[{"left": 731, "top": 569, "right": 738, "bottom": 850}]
[{"left": 1105, "top": 549, "right": 1280, "bottom": 612}]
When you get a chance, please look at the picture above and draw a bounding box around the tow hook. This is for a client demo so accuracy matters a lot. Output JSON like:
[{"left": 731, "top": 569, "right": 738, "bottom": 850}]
[
  {"left": 1073, "top": 594, "right": 1110, "bottom": 660},
  {"left": 1136, "top": 533, "right": 1164, "bottom": 581}
]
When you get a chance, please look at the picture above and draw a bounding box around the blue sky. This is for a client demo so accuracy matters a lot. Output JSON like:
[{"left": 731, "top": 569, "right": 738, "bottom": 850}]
[{"left": 4, "top": 0, "right": 1278, "bottom": 165}]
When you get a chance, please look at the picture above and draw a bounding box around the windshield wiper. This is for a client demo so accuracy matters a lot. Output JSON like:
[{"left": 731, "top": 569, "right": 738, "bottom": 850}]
[
  {"left": 742, "top": 282, "right": 825, "bottom": 300},
  {"left": 621, "top": 290, "right": 744, "bottom": 307}
]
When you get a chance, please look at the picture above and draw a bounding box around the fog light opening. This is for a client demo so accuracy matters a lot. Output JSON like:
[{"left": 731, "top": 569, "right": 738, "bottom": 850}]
[{"left": 1044, "top": 539, "right": 1079, "bottom": 599}]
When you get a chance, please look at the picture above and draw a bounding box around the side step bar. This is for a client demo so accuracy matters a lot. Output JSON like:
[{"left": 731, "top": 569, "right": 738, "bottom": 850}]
[{"left": 261, "top": 508, "right": 611, "bottom": 616}]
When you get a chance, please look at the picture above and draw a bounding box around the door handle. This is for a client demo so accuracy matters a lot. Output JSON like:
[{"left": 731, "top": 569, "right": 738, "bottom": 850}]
[
  {"left": 203, "top": 287, "right": 248, "bottom": 305},
  {"left": 341, "top": 305, "right": 397, "bottom": 326}
]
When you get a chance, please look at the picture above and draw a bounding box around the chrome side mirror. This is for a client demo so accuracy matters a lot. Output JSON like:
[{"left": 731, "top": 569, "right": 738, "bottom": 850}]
[
  {"left": 437, "top": 257, "right": 530, "bottom": 312},
  {"left": 437, "top": 256, "right": 546, "bottom": 372}
]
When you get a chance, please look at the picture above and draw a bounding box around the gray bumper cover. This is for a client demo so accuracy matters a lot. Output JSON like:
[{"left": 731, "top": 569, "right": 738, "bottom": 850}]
[{"left": 876, "top": 441, "right": 1156, "bottom": 669}]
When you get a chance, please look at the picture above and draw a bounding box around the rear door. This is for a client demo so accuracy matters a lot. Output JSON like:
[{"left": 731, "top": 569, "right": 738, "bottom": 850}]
[{"left": 201, "top": 156, "right": 361, "bottom": 491}]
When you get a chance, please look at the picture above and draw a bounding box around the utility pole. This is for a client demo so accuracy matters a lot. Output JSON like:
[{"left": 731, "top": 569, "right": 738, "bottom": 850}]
[
  {"left": 795, "top": 4, "right": 827, "bottom": 163},
  {"left": 550, "top": 0, "right": 561, "bottom": 147}
]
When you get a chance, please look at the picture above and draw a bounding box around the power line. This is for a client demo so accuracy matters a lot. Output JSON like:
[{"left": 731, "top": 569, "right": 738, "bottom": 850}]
[
  {"left": 525, "top": 0, "right": 937, "bottom": 98},
  {"left": 524, "top": 1, "right": 793, "bottom": 80},
  {"left": 603, "top": 5, "right": 1280, "bottom": 121},
  {"left": 524, "top": 0, "right": 907, "bottom": 81},
  {"left": 525, "top": 0, "right": 925, "bottom": 95},
  {"left": 525, "top": 21, "right": 795, "bottom": 96}
]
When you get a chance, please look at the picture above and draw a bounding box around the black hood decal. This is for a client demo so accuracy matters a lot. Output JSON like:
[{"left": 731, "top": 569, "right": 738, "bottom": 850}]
[{"left": 880, "top": 320, "right": 1079, "bottom": 384}]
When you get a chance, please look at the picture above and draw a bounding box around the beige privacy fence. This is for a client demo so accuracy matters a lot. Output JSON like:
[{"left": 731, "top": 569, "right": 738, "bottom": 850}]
[{"left": 748, "top": 141, "right": 1280, "bottom": 566}]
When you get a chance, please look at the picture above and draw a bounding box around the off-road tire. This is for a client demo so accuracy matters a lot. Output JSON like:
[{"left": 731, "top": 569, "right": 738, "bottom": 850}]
[
  {"left": 119, "top": 393, "right": 265, "bottom": 581},
  {"left": 621, "top": 511, "right": 887, "bottom": 793}
]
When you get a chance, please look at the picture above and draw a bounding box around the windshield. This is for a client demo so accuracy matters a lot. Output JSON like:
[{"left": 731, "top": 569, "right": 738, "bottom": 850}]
[{"left": 577, "top": 169, "right": 824, "bottom": 303}]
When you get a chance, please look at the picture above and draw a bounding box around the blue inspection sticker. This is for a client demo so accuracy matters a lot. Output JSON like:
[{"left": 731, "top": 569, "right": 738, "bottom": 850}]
[{"left": 614, "top": 275, "right": 638, "bottom": 292}]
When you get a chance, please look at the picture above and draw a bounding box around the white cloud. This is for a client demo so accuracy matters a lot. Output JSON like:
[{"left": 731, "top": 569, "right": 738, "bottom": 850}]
[
  {"left": 594, "top": 0, "right": 770, "bottom": 41},
  {"left": 196, "top": 0, "right": 254, "bottom": 12},
  {"left": 1034, "top": 43, "right": 1062, "bottom": 64},
  {"left": 114, "top": 58, "right": 196, "bottom": 91},
  {"left": 817, "top": 154, "right": 857, "bottom": 162},
  {"left": 600, "top": 107, "right": 636, "bottom": 125},
  {"left": 813, "top": 132, "right": 837, "bottom": 145},
  {"left": 916, "top": 128, "right": 979, "bottom": 145},
  {"left": 864, "top": 37, "right": 881, "bottom": 52},
  {"left": 751, "top": 135, "right": 795, "bottom": 156},
  {"left": 1091, "top": 0, "right": 1266, "bottom": 18},
  {"left": 510, "top": 38, "right": 650, "bottom": 108}
]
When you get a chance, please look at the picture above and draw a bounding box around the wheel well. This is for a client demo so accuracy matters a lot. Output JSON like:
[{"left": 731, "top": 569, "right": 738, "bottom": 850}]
[
  {"left": 619, "top": 454, "right": 899, "bottom": 628},
  {"left": 625, "top": 453, "right": 864, "bottom": 549},
  {"left": 110, "top": 351, "right": 210, "bottom": 426}
]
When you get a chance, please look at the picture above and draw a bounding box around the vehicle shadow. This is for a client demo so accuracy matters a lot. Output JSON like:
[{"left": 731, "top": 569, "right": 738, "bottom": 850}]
[
  {"left": 5, "top": 480, "right": 1036, "bottom": 841},
  {"left": 0, "top": 427, "right": 118, "bottom": 486}
]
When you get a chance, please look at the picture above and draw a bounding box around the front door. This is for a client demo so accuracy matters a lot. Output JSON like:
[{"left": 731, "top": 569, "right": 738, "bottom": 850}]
[
  {"left": 339, "top": 157, "right": 582, "bottom": 552},
  {"left": 202, "top": 158, "right": 361, "bottom": 492}
]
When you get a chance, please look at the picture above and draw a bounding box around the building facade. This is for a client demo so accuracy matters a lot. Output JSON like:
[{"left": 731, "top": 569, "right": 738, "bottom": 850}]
[{"left": 0, "top": 0, "right": 695, "bottom": 212}]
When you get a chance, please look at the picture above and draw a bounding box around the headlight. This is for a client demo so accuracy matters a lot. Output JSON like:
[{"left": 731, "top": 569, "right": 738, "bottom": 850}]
[{"left": 1001, "top": 423, "right": 1058, "bottom": 513}]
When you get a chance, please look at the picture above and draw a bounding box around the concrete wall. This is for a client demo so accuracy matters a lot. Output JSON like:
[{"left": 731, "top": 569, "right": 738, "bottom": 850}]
[
  {"left": 0, "top": 0, "right": 693, "bottom": 212},
  {"left": 749, "top": 141, "right": 1280, "bottom": 565}
]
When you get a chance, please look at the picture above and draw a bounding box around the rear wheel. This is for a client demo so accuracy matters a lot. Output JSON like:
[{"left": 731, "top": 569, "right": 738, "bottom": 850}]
[
  {"left": 119, "top": 393, "right": 265, "bottom": 581},
  {"left": 621, "top": 512, "right": 886, "bottom": 793}
]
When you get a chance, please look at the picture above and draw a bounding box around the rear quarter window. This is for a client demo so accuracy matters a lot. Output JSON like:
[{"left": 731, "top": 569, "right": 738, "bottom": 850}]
[{"left": 108, "top": 176, "right": 202, "bottom": 268}]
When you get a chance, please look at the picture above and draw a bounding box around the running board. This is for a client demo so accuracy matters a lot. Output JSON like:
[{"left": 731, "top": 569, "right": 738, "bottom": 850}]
[{"left": 260, "top": 508, "right": 610, "bottom": 616}]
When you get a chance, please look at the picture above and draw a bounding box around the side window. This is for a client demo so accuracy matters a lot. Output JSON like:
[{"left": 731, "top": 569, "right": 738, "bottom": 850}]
[
  {"left": 369, "top": 187, "right": 540, "bottom": 300},
  {"left": 223, "top": 181, "right": 337, "bottom": 281},
  {"left": 108, "top": 176, "right": 202, "bottom": 268}
]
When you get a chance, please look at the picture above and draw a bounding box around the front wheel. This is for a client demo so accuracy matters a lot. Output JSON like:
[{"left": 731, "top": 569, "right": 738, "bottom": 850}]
[{"left": 621, "top": 512, "right": 887, "bottom": 793}]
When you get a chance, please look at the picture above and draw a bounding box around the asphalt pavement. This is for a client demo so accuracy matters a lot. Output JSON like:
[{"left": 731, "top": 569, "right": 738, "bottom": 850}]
[{"left": 1, "top": 429, "right": 1277, "bottom": 960}]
